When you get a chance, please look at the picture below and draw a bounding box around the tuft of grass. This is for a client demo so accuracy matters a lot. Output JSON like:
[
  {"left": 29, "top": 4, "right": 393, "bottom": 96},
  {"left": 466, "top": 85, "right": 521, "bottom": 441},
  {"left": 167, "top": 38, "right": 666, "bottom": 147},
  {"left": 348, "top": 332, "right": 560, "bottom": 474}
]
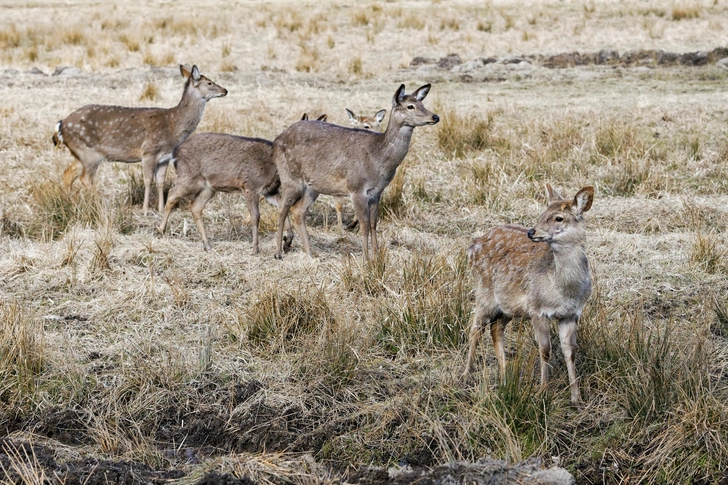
[
  {"left": 690, "top": 231, "right": 725, "bottom": 274},
  {"left": 119, "top": 33, "right": 140, "bottom": 52},
  {"left": 672, "top": 5, "right": 700, "bottom": 20},
  {"left": 28, "top": 179, "right": 102, "bottom": 240},
  {"left": 241, "top": 285, "right": 335, "bottom": 352},
  {"left": 348, "top": 56, "right": 363, "bottom": 75},
  {"left": 139, "top": 82, "right": 159, "bottom": 101},
  {"left": 378, "top": 250, "right": 471, "bottom": 355},
  {"left": 436, "top": 109, "right": 496, "bottom": 158},
  {"left": 340, "top": 246, "right": 390, "bottom": 296},
  {"left": 0, "top": 302, "right": 45, "bottom": 407}
]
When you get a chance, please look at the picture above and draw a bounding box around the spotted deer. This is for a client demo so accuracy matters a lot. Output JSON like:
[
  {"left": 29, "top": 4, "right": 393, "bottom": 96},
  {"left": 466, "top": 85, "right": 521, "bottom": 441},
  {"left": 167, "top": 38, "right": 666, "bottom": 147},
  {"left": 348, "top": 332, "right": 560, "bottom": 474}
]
[
  {"left": 462, "top": 185, "right": 594, "bottom": 405},
  {"left": 53, "top": 65, "right": 227, "bottom": 216},
  {"left": 272, "top": 84, "right": 438, "bottom": 260},
  {"left": 158, "top": 133, "right": 295, "bottom": 254}
]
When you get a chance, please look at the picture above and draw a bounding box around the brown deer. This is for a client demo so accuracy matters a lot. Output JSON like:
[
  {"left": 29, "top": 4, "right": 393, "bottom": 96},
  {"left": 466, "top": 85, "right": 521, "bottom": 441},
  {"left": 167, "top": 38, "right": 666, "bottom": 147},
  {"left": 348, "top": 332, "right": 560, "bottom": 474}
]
[
  {"left": 331, "top": 108, "right": 388, "bottom": 232},
  {"left": 345, "top": 108, "right": 386, "bottom": 131},
  {"left": 462, "top": 184, "right": 594, "bottom": 405},
  {"left": 52, "top": 65, "right": 227, "bottom": 216},
  {"left": 272, "top": 84, "right": 438, "bottom": 260},
  {"left": 157, "top": 133, "right": 294, "bottom": 254},
  {"left": 301, "top": 113, "right": 328, "bottom": 122}
]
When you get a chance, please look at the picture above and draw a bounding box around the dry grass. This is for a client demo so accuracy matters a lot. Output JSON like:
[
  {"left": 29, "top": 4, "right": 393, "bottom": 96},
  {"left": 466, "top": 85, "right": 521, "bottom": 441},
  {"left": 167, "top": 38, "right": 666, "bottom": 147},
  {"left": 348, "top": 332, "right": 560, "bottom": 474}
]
[{"left": 2, "top": 0, "right": 728, "bottom": 484}]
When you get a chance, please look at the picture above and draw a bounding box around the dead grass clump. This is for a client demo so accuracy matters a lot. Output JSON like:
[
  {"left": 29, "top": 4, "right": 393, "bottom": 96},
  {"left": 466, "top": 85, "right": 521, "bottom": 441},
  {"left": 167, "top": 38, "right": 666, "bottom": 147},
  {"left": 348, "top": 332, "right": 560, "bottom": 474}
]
[
  {"left": 0, "top": 25, "right": 22, "bottom": 48},
  {"left": 348, "top": 56, "right": 363, "bottom": 76},
  {"left": 378, "top": 250, "right": 470, "bottom": 355},
  {"left": 340, "top": 247, "right": 389, "bottom": 296},
  {"left": 690, "top": 231, "right": 725, "bottom": 274},
  {"left": 440, "top": 17, "right": 461, "bottom": 31},
  {"left": 0, "top": 302, "right": 45, "bottom": 408},
  {"left": 139, "top": 82, "right": 159, "bottom": 101},
  {"left": 436, "top": 109, "right": 496, "bottom": 159},
  {"left": 28, "top": 179, "right": 102, "bottom": 240},
  {"left": 119, "top": 34, "right": 141, "bottom": 52},
  {"left": 243, "top": 285, "right": 335, "bottom": 352},
  {"left": 398, "top": 14, "right": 426, "bottom": 30},
  {"left": 295, "top": 46, "right": 320, "bottom": 72},
  {"left": 61, "top": 27, "right": 87, "bottom": 46},
  {"left": 672, "top": 5, "right": 701, "bottom": 21}
]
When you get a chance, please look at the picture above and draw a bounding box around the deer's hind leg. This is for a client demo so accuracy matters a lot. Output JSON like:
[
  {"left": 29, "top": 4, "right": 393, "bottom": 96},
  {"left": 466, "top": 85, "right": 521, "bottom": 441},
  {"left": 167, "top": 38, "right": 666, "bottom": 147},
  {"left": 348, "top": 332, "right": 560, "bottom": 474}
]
[{"left": 63, "top": 146, "right": 104, "bottom": 192}]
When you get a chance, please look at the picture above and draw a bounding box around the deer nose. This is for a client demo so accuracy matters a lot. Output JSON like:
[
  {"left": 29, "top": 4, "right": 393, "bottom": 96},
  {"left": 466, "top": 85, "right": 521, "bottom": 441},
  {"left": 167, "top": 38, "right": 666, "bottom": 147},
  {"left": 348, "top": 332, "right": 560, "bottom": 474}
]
[
  {"left": 432, "top": 114, "right": 440, "bottom": 123},
  {"left": 527, "top": 228, "right": 536, "bottom": 239}
]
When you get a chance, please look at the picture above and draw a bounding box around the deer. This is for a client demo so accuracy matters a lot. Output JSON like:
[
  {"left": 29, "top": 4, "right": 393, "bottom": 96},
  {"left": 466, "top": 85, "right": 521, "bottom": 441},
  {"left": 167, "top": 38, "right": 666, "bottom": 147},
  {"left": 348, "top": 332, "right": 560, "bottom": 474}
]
[
  {"left": 272, "top": 84, "right": 438, "bottom": 260},
  {"left": 462, "top": 184, "right": 594, "bottom": 406},
  {"left": 157, "top": 132, "right": 295, "bottom": 255},
  {"left": 345, "top": 108, "right": 386, "bottom": 131},
  {"left": 327, "top": 108, "right": 388, "bottom": 232},
  {"left": 52, "top": 65, "right": 228, "bottom": 216},
  {"left": 301, "top": 113, "right": 328, "bottom": 122}
]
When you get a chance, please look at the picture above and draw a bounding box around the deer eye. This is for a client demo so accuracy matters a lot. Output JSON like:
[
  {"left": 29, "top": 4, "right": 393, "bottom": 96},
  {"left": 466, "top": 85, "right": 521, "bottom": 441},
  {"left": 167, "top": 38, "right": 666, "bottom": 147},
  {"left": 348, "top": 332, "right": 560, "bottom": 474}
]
[
  {"left": 364, "top": 124, "right": 370, "bottom": 129},
  {"left": 407, "top": 105, "right": 415, "bottom": 110},
  {"left": 207, "top": 81, "right": 212, "bottom": 85},
  {"left": 555, "top": 216, "right": 564, "bottom": 222}
]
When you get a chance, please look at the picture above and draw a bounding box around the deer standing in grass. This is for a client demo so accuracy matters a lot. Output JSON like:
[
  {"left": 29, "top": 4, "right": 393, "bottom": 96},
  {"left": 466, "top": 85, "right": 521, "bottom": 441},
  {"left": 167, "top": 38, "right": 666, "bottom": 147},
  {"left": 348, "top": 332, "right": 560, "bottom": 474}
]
[
  {"left": 329, "top": 108, "right": 388, "bottom": 232},
  {"left": 157, "top": 131, "right": 300, "bottom": 254},
  {"left": 53, "top": 65, "right": 227, "bottom": 216},
  {"left": 462, "top": 185, "right": 594, "bottom": 405},
  {"left": 272, "top": 84, "right": 438, "bottom": 260}
]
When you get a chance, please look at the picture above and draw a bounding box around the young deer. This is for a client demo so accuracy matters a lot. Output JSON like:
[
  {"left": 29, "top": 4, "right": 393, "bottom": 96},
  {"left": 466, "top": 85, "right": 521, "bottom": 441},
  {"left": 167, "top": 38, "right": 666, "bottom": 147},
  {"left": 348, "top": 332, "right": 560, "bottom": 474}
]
[
  {"left": 272, "top": 84, "right": 438, "bottom": 260},
  {"left": 345, "top": 108, "right": 386, "bottom": 131},
  {"left": 462, "top": 185, "right": 594, "bottom": 405},
  {"left": 157, "top": 133, "right": 293, "bottom": 254},
  {"left": 53, "top": 65, "right": 227, "bottom": 216}
]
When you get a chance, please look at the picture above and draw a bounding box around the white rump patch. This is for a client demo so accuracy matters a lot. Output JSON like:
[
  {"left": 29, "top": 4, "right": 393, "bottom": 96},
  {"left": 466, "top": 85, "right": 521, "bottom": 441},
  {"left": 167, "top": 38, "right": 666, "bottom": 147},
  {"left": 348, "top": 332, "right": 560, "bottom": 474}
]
[{"left": 55, "top": 121, "right": 64, "bottom": 144}]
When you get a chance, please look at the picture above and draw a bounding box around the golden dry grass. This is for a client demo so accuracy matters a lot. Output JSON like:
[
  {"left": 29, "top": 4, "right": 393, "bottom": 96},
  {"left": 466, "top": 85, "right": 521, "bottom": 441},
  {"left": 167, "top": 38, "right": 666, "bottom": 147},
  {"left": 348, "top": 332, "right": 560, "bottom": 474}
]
[{"left": 1, "top": 0, "right": 728, "bottom": 484}]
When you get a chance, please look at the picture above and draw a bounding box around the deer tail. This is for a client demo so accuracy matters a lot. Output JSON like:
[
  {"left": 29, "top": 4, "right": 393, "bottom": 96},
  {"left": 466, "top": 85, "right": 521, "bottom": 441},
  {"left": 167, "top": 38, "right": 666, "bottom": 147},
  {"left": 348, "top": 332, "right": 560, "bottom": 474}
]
[{"left": 52, "top": 121, "right": 64, "bottom": 147}]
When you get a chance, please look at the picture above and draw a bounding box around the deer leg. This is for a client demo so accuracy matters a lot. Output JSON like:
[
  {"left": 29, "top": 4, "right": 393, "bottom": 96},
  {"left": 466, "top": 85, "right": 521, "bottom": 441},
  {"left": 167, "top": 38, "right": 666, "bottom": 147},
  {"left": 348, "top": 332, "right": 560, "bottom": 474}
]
[
  {"left": 62, "top": 159, "right": 84, "bottom": 192},
  {"left": 154, "top": 161, "right": 169, "bottom": 214},
  {"left": 141, "top": 155, "right": 156, "bottom": 217},
  {"left": 368, "top": 195, "right": 381, "bottom": 255},
  {"left": 490, "top": 318, "right": 508, "bottom": 381},
  {"left": 290, "top": 189, "right": 319, "bottom": 257},
  {"left": 334, "top": 197, "right": 345, "bottom": 232},
  {"left": 463, "top": 302, "right": 493, "bottom": 377},
  {"left": 264, "top": 194, "right": 295, "bottom": 251},
  {"left": 351, "top": 193, "right": 371, "bottom": 261},
  {"left": 275, "top": 186, "right": 302, "bottom": 259},
  {"left": 190, "top": 186, "right": 215, "bottom": 251},
  {"left": 558, "top": 317, "right": 581, "bottom": 405},
  {"left": 531, "top": 314, "right": 552, "bottom": 388},
  {"left": 244, "top": 190, "right": 261, "bottom": 255},
  {"left": 159, "top": 184, "right": 196, "bottom": 235}
]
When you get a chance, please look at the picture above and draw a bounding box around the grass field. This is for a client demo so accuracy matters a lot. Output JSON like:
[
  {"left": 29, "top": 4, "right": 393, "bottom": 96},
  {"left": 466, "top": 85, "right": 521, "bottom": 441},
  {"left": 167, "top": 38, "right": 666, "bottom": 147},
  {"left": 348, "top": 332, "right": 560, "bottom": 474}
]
[{"left": 1, "top": 1, "right": 728, "bottom": 483}]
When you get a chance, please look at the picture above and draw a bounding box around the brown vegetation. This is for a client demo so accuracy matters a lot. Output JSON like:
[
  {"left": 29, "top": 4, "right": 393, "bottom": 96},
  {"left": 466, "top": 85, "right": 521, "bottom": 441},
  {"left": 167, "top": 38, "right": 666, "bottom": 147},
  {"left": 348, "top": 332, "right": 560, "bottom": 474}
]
[{"left": 1, "top": 0, "right": 728, "bottom": 484}]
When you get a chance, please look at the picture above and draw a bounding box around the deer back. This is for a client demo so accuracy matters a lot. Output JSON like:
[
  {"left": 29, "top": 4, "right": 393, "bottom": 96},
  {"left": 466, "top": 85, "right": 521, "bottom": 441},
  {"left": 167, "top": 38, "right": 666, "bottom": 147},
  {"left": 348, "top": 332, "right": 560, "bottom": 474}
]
[{"left": 174, "top": 133, "right": 278, "bottom": 196}]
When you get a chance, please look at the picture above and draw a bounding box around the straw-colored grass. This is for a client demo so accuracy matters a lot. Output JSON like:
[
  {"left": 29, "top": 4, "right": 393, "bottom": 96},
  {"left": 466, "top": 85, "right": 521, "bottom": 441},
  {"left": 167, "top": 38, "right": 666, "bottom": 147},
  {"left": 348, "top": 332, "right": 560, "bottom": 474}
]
[{"left": 2, "top": 0, "right": 728, "bottom": 483}]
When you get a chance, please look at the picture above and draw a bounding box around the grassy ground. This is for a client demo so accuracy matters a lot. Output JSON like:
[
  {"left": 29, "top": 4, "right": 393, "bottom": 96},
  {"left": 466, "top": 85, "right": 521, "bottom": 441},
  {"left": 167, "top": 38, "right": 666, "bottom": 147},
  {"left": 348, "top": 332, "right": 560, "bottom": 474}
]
[{"left": 1, "top": 1, "right": 728, "bottom": 484}]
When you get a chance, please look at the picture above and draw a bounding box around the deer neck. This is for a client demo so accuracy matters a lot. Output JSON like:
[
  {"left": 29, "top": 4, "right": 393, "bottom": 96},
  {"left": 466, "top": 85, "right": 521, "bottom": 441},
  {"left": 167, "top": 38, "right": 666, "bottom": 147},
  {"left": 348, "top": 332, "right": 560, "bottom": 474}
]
[
  {"left": 377, "top": 119, "right": 414, "bottom": 174},
  {"left": 168, "top": 84, "right": 207, "bottom": 143},
  {"left": 548, "top": 239, "right": 590, "bottom": 293}
]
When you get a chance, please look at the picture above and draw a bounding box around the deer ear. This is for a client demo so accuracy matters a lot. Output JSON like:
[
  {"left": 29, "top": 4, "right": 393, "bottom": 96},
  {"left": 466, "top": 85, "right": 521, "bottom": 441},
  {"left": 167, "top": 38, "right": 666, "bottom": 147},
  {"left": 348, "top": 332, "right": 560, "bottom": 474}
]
[
  {"left": 345, "top": 109, "right": 356, "bottom": 122},
  {"left": 545, "top": 183, "right": 564, "bottom": 203},
  {"left": 317, "top": 114, "right": 327, "bottom": 122},
  {"left": 393, "top": 84, "right": 406, "bottom": 107},
  {"left": 573, "top": 186, "right": 594, "bottom": 215},
  {"left": 412, "top": 84, "right": 431, "bottom": 101},
  {"left": 191, "top": 65, "right": 201, "bottom": 82},
  {"left": 301, "top": 113, "right": 309, "bottom": 121},
  {"left": 180, "top": 64, "right": 191, "bottom": 78},
  {"left": 375, "top": 109, "right": 387, "bottom": 123}
]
